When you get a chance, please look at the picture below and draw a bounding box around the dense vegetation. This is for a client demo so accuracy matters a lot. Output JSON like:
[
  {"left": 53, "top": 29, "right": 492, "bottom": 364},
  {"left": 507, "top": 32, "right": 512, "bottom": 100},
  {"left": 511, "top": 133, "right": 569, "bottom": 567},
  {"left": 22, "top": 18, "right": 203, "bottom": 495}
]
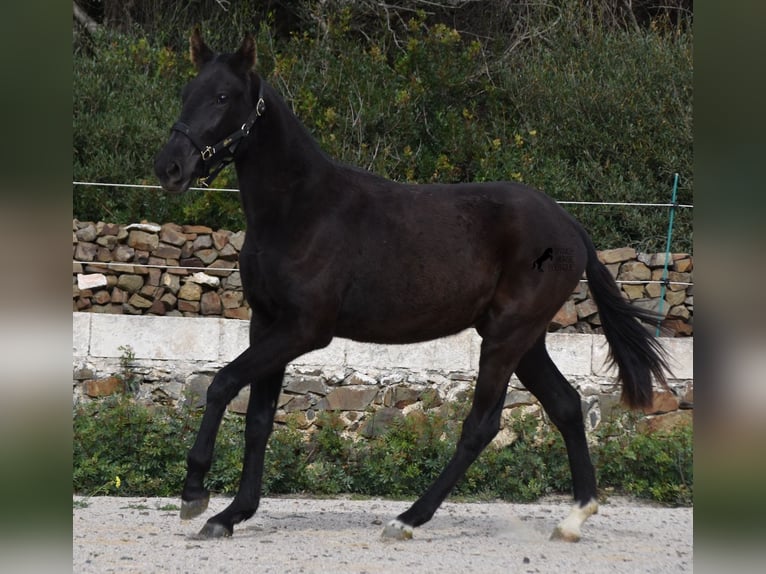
[
  {"left": 72, "top": 393, "right": 692, "bottom": 506},
  {"left": 73, "top": 0, "right": 693, "bottom": 252}
]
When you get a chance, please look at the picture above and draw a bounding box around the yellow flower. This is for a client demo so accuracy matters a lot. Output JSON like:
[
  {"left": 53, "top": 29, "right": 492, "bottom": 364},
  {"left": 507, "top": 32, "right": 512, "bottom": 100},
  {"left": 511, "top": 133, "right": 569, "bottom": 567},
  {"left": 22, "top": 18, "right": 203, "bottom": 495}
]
[{"left": 115, "top": 476, "right": 121, "bottom": 489}]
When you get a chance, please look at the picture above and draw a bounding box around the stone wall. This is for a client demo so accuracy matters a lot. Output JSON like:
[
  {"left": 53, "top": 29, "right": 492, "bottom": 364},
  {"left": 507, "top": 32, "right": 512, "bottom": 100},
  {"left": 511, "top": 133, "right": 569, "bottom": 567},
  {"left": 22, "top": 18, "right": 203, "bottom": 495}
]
[
  {"left": 73, "top": 314, "right": 694, "bottom": 439},
  {"left": 72, "top": 219, "right": 694, "bottom": 337}
]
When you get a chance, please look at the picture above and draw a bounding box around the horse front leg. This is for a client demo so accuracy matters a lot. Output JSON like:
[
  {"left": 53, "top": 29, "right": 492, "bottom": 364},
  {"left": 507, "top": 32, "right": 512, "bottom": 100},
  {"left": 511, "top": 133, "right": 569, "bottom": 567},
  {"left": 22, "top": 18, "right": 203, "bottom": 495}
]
[
  {"left": 180, "top": 313, "right": 331, "bottom": 537},
  {"left": 193, "top": 370, "right": 285, "bottom": 538}
]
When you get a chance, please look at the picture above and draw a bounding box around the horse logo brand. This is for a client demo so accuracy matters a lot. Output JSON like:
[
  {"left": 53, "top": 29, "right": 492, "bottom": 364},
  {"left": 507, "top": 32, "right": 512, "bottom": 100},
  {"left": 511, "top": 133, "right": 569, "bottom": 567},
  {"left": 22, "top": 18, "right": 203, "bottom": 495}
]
[{"left": 532, "top": 247, "right": 574, "bottom": 272}]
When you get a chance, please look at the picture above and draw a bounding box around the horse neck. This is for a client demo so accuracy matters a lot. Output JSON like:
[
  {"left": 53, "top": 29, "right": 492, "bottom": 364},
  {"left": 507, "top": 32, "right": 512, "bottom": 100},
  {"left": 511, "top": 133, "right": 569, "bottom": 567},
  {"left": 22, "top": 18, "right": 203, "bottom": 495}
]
[{"left": 234, "top": 81, "right": 333, "bottom": 224}]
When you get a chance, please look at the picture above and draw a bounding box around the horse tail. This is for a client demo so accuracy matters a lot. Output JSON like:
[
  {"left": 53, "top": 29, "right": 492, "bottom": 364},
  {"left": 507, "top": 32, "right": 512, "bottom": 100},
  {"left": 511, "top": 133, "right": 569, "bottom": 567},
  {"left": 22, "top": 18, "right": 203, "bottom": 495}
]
[{"left": 578, "top": 229, "right": 670, "bottom": 409}]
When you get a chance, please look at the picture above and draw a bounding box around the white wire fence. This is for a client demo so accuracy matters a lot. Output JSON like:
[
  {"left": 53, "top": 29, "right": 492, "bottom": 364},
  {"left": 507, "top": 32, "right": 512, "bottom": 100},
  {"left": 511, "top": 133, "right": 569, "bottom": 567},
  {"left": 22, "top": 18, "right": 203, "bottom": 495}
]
[{"left": 72, "top": 180, "right": 694, "bottom": 290}]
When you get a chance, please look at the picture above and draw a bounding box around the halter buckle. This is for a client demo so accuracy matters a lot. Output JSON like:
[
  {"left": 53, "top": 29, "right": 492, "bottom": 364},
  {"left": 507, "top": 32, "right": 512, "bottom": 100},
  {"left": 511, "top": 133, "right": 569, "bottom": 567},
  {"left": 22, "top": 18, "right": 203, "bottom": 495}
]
[{"left": 201, "top": 146, "right": 214, "bottom": 161}]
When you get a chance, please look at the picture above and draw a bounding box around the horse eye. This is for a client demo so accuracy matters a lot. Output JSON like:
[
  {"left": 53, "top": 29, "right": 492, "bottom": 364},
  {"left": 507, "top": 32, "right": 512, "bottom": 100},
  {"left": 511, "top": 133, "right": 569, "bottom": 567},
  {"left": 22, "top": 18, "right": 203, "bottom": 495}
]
[{"left": 216, "top": 93, "right": 229, "bottom": 104}]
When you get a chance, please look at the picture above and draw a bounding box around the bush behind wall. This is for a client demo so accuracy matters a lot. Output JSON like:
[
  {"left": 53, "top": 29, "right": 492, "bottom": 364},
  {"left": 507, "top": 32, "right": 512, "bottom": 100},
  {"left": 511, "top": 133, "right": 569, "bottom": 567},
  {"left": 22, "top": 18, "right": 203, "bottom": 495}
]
[{"left": 73, "top": 5, "right": 692, "bottom": 252}]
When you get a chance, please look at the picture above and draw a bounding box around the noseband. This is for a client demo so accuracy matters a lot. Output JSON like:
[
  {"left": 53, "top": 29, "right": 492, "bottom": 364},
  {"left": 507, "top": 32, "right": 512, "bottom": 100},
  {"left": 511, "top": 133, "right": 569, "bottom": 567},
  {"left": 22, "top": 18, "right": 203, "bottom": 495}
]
[{"left": 170, "top": 80, "right": 266, "bottom": 187}]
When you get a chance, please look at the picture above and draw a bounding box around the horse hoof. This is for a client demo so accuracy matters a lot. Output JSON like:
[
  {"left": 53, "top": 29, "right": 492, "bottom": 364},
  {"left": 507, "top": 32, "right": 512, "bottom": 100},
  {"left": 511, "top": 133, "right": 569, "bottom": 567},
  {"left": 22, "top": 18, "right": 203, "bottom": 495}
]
[
  {"left": 381, "top": 519, "right": 413, "bottom": 540},
  {"left": 191, "top": 521, "right": 232, "bottom": 539},
  {"left": 180, "top": 495, "right": 210, "bottom": 520},
  {"left": 550, "top": 526, "right": 581, "bottom": 543}
]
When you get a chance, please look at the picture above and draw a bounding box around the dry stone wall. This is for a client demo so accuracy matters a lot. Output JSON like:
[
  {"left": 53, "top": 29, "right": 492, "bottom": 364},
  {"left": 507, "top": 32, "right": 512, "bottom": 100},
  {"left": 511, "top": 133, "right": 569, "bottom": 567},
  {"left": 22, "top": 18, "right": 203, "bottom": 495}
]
[
  {"left": 73, "top": 219, "right": 694, "bottom": 336},
  {"left": 73, "top": 314, "right": 694, "bottom": 441}
]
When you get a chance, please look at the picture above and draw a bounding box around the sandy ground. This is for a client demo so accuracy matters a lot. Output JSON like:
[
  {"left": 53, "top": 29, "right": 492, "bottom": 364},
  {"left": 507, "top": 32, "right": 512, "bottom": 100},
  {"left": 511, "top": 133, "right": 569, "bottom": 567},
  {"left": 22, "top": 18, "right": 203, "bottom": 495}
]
[{"left": 73, "top": 494, "right": 692, "bottom": 573}]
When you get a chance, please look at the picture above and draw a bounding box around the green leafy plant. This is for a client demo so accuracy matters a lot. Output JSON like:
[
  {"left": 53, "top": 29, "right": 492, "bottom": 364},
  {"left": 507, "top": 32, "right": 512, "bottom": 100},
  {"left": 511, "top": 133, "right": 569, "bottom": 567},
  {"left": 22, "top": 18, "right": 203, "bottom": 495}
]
[{"left": 73, "top": 396, "right": 692, "bottom": 506}]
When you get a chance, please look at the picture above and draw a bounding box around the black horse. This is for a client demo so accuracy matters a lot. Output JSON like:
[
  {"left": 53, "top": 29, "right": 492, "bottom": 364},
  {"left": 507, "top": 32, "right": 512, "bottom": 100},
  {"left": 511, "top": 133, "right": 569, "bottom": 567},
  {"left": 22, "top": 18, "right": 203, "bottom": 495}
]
[{"left": 154, "top": 31, "right": 668, "bottom": 542}]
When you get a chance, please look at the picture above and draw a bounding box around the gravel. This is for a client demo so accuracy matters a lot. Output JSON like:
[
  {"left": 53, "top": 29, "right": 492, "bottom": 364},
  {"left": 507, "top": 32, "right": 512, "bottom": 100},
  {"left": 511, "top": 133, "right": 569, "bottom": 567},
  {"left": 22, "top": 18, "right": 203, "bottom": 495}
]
[{"left": 73, "top": 494, "right": 692, "bottom": 573}]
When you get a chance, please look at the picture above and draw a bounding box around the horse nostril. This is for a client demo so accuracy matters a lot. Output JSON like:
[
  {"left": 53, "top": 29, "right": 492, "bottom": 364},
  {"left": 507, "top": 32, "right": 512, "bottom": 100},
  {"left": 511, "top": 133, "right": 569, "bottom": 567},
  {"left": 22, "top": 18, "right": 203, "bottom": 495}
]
[{"left": 166, "top": 161, "right": 182, "bottom": 180}]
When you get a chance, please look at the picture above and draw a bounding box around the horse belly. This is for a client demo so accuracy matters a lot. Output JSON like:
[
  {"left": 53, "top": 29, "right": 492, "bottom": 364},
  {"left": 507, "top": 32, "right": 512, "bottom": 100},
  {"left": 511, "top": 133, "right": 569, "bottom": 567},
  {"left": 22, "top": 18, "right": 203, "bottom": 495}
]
[{"left": 335, "top": 253, "right": 498, "bottom": 344}]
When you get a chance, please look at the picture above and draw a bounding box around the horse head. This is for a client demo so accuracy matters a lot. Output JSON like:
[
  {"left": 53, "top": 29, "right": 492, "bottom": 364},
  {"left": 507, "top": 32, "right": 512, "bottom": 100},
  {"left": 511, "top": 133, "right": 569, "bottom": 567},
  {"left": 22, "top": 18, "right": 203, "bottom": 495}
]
[{"left": 154, "top": 29, "right": 264, "bottom": 193}]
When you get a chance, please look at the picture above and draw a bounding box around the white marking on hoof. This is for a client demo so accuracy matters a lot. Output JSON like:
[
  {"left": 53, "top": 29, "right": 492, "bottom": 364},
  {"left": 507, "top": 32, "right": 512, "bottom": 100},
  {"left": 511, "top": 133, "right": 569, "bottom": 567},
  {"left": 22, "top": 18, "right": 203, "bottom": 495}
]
[
  {"left": 550, "top": 499, "right": 598, "bottom": 542},
  {"left": 381, "top": 519, "right": 413, "bottom": 540}
]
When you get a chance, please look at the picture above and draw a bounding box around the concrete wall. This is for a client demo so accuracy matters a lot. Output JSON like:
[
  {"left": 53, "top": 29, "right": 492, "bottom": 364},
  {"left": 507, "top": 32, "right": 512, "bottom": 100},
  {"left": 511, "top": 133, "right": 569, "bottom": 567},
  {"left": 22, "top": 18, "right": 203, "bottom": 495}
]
[
  {"left": 73, "top": 313, "right": 692, "bottom": 380},
  {"left": 73, "top": 313, "right": 692, "bottom": 436}
]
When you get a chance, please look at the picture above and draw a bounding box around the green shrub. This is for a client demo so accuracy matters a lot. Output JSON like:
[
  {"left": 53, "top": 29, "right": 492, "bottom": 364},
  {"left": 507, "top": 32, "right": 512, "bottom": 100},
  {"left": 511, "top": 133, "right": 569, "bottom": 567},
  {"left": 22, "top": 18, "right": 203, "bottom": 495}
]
[
  {"left": 73, "top": 8, "right": 692, "bottom": 251},
  {"left": 73, "top": 396, "right": 692, "bottom": 506}
]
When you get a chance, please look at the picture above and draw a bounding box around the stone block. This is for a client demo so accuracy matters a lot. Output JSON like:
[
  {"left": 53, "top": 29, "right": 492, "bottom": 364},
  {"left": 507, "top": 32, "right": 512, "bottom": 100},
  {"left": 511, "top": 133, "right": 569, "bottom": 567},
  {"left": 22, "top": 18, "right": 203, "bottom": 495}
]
[
  {"left": 618, "top": 261, "right": 651, "bottom": 282},
  {"left": 550, "top": 300, "right": 577, "bottom": 328},
  {"left": 642, "top": 390, "right": 680, "bottom": 415},
  {"left": 200, "top": 291, "right": 222, "bottom": 315},
  {"left": 89, "top": 314, "right": 220, "bottom": 360},
  {"left": 637, "top": 410, "right": 692, "bottom": 434},
  {"left": 598, "top": 247, "right": 636, "bottom": 264},
  {"left": 320, "top": 387, "right": 378, "bottom": 411},
  {"left": 117, "top": 274, "right": 144, "bottom": 293},
  {"left": 83, "top": 376, "right": 123, "bottom": 397},
  {"left": 128, "top": 230, "right": 159, "bottom": 252},
  {"left": 359, "top": 407, "right": 404, "bottom": 438},
  {"left": 178, "top": 282, "right": 202, "bottom": 301},
  {"left": 547, "top": 333, "right": 592, "bottom": 376}
]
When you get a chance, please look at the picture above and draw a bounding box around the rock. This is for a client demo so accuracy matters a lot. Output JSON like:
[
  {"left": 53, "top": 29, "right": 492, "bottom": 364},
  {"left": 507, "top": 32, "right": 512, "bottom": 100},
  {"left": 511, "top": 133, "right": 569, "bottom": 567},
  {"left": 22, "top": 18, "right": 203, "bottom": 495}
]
[
  {"left": 617, "top": 261, "right": 651, "bottom": 282},
  {"left": 638, "top": 410, "right": 692, "bottom": 434},
  {"left": 504, "top": 390, "right": 535, "bottom": 408},
  {"left": 188, "top": 272, "right": 220, "bottom": 287},
  {"left": 127, "top": 230, "right": 160, "bottom": 252},
  {"left": 667, "top": 271, "right": 692, "bottom": 291},
  {"left": 154, "top": 243, "right": 182, "bottom": 259},
  {"left": 674, "top": 258, "right": 693, "bottom": 272},
  {"left": 598, "top": 247, "right": 636, "bottom": 264},
  {"left": 229, "top": 231, "right": 246, "bottom": 251},
  {"left": 92, "top": 290, "right": 111, "bottom": 305},
  {"left": 575, "top": 298, "right": 598, "bottom": 319},
  {"left": 117, "top": 274, "right": 144, "bottom": 293},
  {"left": 212, "top": 230, "right": 231, "bottom": 250},
  {"left": 223, "top": 307, "right": 250, "bottom": 319},
  {"left": 126, "top": 222, "right": 161, "bottom": 233},
  {"left": 184, "top": 374, "right": 212, "bottom": 408},
  {"left": 550, "top": 300, "right": 577, "bottom": 328},
  {"left": 642, "top": 390, "right": 680, "bottom": 415},
  {"left": 668, "top": 305, "right": 690, "bottom": 320},
  {"left": 194, "top": 248, "right": 219, "bottom": 265},
  {"left": 200, "top": 291, "right": 222, "bottom": 315},
  {"left": 665, "top": 289, "right": 687, "bottom": 307},
  {"left": 206, "top": 260, "right": 236, "bottom": 276},
  {"left": 191, "top": 235, "right": 213, "bottom": 251},
  {"left": 218, "top": 243, "right": 239, "bottom": 260},
  {"left": 621, "top": 284, "right": 645, "bottom": 300},
  {"left": 97, "top": 222, "right": 121, "bottom": 236},
  {"left": 77, "top": 273, "right": 107, "bottom": 290},
  {"left": 178, "top": 282, "right": 202, "bottom": 301},
  {"left": 344, "top": 372, "right": 378, "bottom": 386},
  {"left": 83, "top": 376, "right": 123, "bottom": 397},
  {"left": 113, "top": 244, "right": 135, "bottom": 262},
  {"left": 75, "top": 242, "right": 98, "bottom": 262},
  {"left": 359, "top": 408, "right": 404, "bottom": 438},
  {"left": 285, "top": 375, "right": 328, "bottom": 395},
  {"left": 75, "top": 223, "right": 98, "bottom": 242},
  {"left": 661, "top": 319, "right": 693, "bottom": 336},
  {"left": 284, "top": 394, "right": 313, "bottom": 413},
  {"left": 96, "top": 235, "right": 118, "bottom": 249},
  {"left": 161, "top": 272, "right": 181, "bottom": 293},
  {"left": 183, "top": 224, "right": 213, "bottom": 234},
  {"left": 128, "top": 293, "right": 153, "bottom": 309},
  {"left": 319, "top": 387, "right": 379, "bottom": 411},
  {"left": 221, "top": 290, "right": 242, "bottom": 309},
  {"left": 160, "top": 225, "right": 187, "bottom": 247},
  {"left": 178, "top": 299, "right": 200, "bottom": 313}
]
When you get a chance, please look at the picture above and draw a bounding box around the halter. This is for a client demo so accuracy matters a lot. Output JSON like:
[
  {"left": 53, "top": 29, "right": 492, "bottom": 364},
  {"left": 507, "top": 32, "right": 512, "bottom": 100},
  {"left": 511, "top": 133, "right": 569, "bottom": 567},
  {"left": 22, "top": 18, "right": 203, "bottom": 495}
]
[{"left": 170, "top": 80, "right": 266, "bottom": 188}]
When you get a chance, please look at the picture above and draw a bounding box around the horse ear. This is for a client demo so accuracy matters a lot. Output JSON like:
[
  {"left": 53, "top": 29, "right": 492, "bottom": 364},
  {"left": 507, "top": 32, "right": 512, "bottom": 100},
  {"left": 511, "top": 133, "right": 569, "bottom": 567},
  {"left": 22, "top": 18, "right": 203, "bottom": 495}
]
[
  {"left": 190, "top": 27, "right": 214, "bottom": 70},
  {"left": 233, "top": 34, "right": 257, "bottom": 72}
]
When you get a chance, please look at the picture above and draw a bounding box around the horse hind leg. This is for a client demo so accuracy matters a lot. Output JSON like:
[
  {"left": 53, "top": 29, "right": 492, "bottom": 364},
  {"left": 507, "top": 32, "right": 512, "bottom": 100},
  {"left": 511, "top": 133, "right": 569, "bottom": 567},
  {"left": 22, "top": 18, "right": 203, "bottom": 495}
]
[
  {"left": 382, "top": 335, "right": 527, "bottom": 540},
  {"left": 515, "top": 336, "right": 598, "bottom": 542}
]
